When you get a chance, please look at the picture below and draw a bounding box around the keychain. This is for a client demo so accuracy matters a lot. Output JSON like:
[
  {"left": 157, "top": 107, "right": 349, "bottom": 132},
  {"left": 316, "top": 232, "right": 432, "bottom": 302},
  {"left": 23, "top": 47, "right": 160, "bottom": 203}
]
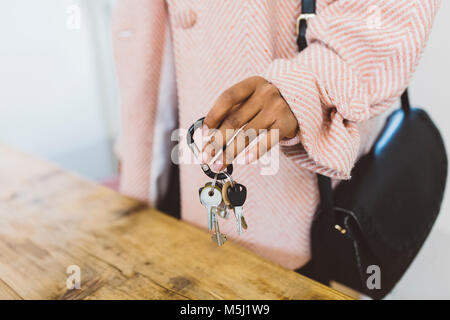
[{"left": 187, "top": 118, "right": 248, "bottom": 246}]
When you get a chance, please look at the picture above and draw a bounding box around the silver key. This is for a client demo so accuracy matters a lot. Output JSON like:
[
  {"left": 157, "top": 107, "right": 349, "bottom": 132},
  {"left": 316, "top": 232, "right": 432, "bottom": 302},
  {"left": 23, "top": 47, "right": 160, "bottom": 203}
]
[
  {"left": 233, "top": 209, "right": 248, "bottom": 235},
  {"left": 211, "top": 212, "right": 227, "bottom": 246},
  {"left": 233, "top": 206, "right": 244, "bottom": 235},
  {"left": 227, "top": 183, "right": 247, "bottom": 235},
  {"left": 213, "top": 202, "right": 229, "bottom": 219},
  {"left": 199, "top": 184, "right": 223, "bottom": 230}
]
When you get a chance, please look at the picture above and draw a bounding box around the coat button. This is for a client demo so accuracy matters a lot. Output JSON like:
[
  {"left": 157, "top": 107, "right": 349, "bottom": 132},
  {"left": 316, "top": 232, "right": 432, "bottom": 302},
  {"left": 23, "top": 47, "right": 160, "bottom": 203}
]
[{"left": 173, "top": 9, "right": 197, "bottom": 29}]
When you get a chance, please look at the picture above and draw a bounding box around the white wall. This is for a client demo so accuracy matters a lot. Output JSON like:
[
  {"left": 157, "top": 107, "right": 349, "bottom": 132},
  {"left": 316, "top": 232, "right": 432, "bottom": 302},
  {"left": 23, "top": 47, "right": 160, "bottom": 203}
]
[
  {"left": 387, "top": 1, "right": 450, "bottom": 299},
  {"left": 410, "top": 0, "right": 450, "bottom": 235},
  {"left": 0, "top": 0, "right": 118, "bottom": 181}
]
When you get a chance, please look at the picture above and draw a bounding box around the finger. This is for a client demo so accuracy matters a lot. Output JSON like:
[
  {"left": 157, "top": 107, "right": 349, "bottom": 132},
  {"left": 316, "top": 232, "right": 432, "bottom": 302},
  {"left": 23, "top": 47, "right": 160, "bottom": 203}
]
[
  {"left": 210, "top": 109, "right": 275, "bottom": 171},
  {"left": 203, "top": 76, "right": 267, "bottom": 133},
  {"left": 245, "top": 122, "right": 285, "bottom": 165},
  {"left": 202, "top": 91, "right": 265, "bottom": 164}
]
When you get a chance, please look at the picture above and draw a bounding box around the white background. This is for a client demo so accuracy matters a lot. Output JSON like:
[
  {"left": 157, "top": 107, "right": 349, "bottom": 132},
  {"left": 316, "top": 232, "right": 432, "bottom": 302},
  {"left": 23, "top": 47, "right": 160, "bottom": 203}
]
[
  {"left": 0, "top": 0, "right": 449, "bottom": 299},
  {"left": 387, "top": 0, "right": 450, "bottom": 299},
  {"left": 0, "top": 0, "right": 119, "bottom": 181}
]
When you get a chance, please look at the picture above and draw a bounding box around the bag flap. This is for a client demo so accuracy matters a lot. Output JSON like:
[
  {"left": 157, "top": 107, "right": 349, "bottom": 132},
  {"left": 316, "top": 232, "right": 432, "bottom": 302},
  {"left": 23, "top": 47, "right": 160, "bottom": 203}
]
[{"left": 334, "top": 108, "right": 447, "bottom": 275}]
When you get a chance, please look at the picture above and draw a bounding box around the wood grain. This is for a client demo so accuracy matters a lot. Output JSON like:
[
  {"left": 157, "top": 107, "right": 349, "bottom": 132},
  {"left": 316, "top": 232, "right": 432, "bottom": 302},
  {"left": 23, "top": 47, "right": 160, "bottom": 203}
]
[{"left": 0, "top": 145, "right": 350, "bottom": 300}]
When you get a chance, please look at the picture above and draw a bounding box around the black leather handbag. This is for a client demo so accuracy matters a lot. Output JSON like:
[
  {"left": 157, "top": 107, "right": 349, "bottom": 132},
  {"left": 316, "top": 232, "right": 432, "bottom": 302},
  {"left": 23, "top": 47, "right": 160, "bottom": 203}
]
[{"left": 296, "top": 0, "right": 448, "bottom": 299}]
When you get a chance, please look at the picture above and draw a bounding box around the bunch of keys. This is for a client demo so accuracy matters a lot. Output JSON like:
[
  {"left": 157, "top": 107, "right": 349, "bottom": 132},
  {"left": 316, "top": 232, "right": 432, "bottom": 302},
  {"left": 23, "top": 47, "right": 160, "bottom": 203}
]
[
  {"left": 198, "top": 174, "right": 248, "bottom": 246},
  {"left": 188, "top": 118, "right": 248, "bottom": 246}
]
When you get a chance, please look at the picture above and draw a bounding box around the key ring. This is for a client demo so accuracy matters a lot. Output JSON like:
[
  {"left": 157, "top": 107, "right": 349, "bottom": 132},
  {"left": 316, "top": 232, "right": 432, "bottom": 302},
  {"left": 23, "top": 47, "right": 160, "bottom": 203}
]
[
  {"left": 187, "top": 117, "right": 233, "bottom": 180},
  {"left": 223, "top": 171, "right": 235, "bottom": 188},
  {"left": 212, "top": 173, "right": 218, "bottom": 188}
]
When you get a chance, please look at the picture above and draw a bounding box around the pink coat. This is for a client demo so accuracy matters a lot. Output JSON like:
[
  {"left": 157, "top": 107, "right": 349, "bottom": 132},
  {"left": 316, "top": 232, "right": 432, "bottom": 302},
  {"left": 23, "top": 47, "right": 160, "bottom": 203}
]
[{"left": 112, "top": 0, "right": 440, "bottom": 269}]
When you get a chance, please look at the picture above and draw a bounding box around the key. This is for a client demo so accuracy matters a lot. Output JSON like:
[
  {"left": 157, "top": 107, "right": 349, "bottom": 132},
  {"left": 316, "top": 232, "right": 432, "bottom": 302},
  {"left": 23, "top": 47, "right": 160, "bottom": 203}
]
[
  {"left": 206, "top": 181, "right": 228, "bottom": 219},
  {"left": 223, "top": 181, "right": 248, "bottom": 233},
  {"left": 213, "top": 202, "right": 228, "bottom": 219},
  {"left": 199, "top": 183, "right": 223, "bottom": 230},
  {"left": 227, "top": 183, "right": 247, "bottom": 235},
  {"left": 222, "top": 181, "right": 232, "bottom": 207},
  {"left": 211, "top": 212, "right": 227, "bottom": 246},
  {"left": 204, "top": 182, "right": 227, "bottom": 218},
  {"left": 241, "top": 215, "right": 248, "bottom": 230}
]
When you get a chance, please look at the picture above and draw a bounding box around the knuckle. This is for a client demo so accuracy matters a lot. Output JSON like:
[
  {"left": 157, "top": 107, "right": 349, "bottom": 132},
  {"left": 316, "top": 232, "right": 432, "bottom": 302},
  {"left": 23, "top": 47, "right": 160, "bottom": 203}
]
[
  {"left": 273, "top": 97, "right": 287, "bottom": 110},
  {"left": 205, "top": 112, "right": 218, "bottom": 127},
  {"left": 250, "top": 75, "right": 266, "bottom": 84},
  {"left": 223, "top": 114, "right": 241, "bottom": 129},
  {"left": 219, "top": 90, "right": 235, "bottom": 104},
  {"left": 260, "top": 83, "right": 279, "bottom": 98}
]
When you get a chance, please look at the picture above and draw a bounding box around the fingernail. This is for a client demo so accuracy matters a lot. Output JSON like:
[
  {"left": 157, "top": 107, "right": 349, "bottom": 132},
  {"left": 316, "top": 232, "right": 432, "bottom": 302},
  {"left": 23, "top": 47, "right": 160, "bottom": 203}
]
[
  {"left": 202, "top": 124, "right": 209, "bottom": 136},
  {"left": 202, "top": 151, "right": 209, "bottom": 164},
  {"left": 211, "top": 162, "right": 223, "bottom": 172}
]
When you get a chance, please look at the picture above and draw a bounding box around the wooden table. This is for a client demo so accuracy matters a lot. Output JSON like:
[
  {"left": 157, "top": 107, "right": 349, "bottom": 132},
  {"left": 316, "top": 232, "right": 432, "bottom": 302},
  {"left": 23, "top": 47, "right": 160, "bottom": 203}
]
[{"left": 0, "top": 145, "right": 350, "bottom": 300}]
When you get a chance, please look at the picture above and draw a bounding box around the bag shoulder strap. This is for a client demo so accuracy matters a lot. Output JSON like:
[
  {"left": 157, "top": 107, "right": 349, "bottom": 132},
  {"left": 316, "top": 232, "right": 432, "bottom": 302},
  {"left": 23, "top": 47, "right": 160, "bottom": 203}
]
[
  {"left": 297, "top": 0, "right": 411, "bottom": 210},
  {"left": 297, "top": 0, "right": 316, "bottom": 51}
]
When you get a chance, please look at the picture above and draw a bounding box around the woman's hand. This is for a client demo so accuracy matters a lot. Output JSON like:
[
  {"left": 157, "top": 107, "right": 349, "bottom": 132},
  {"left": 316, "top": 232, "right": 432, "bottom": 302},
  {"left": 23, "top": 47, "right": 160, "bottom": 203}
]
[{"left": 201, "top": 76, "right": 299, "bottom": 171}]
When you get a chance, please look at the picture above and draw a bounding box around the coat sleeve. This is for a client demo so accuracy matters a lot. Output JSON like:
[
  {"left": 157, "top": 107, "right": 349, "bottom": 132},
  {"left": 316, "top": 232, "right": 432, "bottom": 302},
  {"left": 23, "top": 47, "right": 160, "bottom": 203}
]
[
  {"left": 112, "top": 0, "right": 167, "bottom": 201},
  {"left": 262, "top": 0, "right": 441, "bottom": 179}
]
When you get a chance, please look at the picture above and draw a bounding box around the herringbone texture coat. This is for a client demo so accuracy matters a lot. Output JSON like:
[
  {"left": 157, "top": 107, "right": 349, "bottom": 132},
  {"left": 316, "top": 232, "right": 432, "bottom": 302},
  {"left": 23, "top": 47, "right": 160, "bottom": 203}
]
[{"left": 112, "top": 0, "right": 440, "bottom": 269}]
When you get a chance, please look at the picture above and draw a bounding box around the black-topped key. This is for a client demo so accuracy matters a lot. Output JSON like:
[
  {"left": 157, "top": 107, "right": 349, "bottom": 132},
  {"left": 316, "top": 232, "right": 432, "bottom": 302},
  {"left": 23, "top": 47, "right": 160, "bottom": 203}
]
[{"left": 227, "top": 183, "right": 247, "bottom": 235}]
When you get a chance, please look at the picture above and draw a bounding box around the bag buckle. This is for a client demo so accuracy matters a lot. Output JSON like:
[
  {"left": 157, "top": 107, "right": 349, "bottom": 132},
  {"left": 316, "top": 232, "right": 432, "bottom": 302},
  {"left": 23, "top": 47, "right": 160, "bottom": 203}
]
[
  {"left": 296, "top": 13, "right": 316, "bottom": 35},
  {"left": 334, "top": 224, "right": 347, "bottom": 235}
]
